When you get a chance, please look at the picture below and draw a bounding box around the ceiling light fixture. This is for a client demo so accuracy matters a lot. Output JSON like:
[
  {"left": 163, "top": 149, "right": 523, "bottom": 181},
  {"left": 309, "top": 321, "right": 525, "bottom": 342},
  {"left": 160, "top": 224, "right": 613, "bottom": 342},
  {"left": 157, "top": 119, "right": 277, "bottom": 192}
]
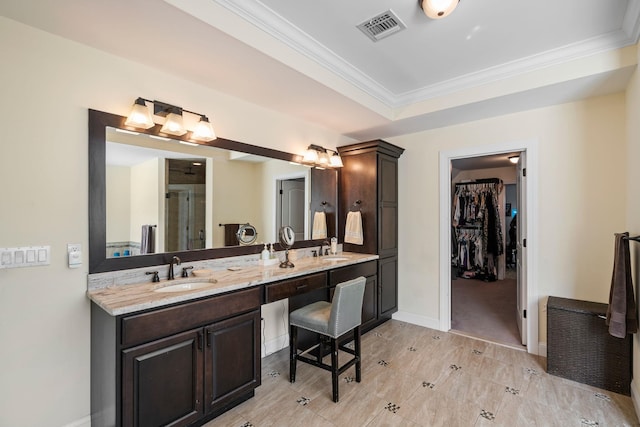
[
  {"left": 421, "top": 0, "right": 459, "bottom": 19},
  {"left": 301, "top": 144, "right": 343, "bottom": 169},
  {"left": 509, "top": 155, "right": 520, "bottom": 164},
  {"left": 125, "top": 97, "right": 217, "bottom": 142}
]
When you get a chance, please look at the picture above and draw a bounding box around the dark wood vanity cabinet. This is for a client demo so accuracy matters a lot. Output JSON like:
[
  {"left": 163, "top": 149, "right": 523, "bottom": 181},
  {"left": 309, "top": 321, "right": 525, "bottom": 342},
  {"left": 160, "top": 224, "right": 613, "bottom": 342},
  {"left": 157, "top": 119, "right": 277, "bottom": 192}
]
[
  {"left": 91, "top": 287, "right": 261, "bottom": 427},
  {"left": 204, "top": 310, "right": 261, "bottom": 413},
  {"left": 122, "top": 329, "right": 203, "bottom": 427},
  {"left": 338, "top": 140, "right": 404, "bottom": 325}
]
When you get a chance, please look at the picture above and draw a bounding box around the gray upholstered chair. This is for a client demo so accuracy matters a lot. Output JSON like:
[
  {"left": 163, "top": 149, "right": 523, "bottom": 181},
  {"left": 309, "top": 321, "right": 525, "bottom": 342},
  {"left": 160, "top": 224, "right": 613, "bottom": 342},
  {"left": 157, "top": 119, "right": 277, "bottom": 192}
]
[{"left": 289, "top": 276, "right": 366, "bottom": 402}]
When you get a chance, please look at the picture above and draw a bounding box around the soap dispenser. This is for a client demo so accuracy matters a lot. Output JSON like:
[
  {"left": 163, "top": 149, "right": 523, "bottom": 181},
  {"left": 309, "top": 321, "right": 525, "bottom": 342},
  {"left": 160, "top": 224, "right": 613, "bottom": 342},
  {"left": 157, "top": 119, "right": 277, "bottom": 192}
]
[
  {"left": 269, "top": 243, "right": 275, "bottom": 259},
  {"left": 261, "top": 243, "right": 270, "bottom": 261}
]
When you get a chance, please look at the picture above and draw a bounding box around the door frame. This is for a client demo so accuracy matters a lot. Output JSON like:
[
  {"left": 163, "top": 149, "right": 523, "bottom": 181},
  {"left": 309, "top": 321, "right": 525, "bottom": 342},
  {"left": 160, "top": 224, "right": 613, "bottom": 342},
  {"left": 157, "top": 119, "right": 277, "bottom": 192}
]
[{"left": 438, "top": 139, "right": 539, "bottom": 355}]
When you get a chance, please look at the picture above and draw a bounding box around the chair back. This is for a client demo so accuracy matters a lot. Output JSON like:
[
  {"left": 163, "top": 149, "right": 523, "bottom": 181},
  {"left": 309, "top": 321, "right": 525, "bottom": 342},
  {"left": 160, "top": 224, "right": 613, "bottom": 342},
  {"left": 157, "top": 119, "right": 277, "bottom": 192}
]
[{"left": 328, "top": 276, "right": 366, "bottom": 338}]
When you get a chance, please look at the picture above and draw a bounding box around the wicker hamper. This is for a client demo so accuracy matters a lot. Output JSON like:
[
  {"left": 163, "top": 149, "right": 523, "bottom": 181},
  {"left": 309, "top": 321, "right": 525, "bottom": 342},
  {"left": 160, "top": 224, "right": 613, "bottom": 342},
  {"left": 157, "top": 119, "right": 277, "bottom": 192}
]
[{"left": 547, "top": 296, "right": 632, "bottom": 395}]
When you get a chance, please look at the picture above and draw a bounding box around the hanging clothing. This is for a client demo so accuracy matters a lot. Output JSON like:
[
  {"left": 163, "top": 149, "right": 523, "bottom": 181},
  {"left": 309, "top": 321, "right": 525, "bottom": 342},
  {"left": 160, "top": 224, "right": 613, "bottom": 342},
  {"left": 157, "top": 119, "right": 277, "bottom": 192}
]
[{"left": 451, "top": 180, "right": 504, "bottom": 276}]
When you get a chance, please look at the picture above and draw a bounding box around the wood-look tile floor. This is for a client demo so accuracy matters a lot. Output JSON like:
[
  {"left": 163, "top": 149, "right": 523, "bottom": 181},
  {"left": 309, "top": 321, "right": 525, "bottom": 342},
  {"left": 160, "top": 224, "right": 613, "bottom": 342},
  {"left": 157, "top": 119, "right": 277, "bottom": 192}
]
[{"left": 205, "top": 320, "right": 639, "bottom": 426}]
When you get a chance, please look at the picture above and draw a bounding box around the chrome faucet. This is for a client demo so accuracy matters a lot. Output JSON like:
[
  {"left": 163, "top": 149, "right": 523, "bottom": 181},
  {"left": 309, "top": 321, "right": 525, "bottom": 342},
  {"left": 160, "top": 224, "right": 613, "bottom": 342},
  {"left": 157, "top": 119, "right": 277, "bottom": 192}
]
[
  {"left": 318, "top": 241, "right": 330, "bottom": 256},
  {"left": 168, "top": 255, "right": 181, "bottom": 280}
]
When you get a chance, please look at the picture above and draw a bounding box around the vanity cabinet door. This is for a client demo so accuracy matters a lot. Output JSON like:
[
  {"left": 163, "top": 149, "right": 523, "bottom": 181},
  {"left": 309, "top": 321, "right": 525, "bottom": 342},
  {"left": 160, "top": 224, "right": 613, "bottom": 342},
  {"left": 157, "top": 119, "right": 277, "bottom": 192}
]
[
  {"left": 122, "top": 329, "right": 203, "bottom": 427},
  {"left": 379, "top": 255, "right": 398, "bottom": 318},
  {"left": 204, "top": 310, "right": 261, "bottom": 414}
]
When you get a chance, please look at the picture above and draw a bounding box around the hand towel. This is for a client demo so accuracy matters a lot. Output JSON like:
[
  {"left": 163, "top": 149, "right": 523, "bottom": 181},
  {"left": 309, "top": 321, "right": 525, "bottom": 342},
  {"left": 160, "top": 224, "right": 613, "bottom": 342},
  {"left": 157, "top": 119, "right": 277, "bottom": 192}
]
[
  {"left": 606, "top": 233, "right": 638, "bottom": 338},
  {"left": 312, "top": 211, "right": 327, "bottom": 239},
  {"left": 140, "top": 225, "right": 155, "bottom": 254},
  {"left": 344, "top": 211, "right": 364, "bottom": 245}
]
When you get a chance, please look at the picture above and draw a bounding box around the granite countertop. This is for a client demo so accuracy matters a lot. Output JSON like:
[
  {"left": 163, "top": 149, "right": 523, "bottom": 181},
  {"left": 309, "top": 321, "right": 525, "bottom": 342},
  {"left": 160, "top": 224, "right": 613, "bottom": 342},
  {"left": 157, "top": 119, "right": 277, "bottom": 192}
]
[{"left": 87, "top": 252, "right": 378, "bottom": 316}]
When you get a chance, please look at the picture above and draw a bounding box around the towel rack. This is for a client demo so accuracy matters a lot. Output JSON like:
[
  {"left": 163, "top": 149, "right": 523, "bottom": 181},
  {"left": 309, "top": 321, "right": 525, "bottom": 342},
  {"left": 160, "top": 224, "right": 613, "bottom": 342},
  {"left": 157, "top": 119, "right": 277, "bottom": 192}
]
[
  {"left": 350, "top": 200, "right": 361, "bottom": 211},
  {"left": 622, "top": 235, "right": 640, "bottom": 243}
]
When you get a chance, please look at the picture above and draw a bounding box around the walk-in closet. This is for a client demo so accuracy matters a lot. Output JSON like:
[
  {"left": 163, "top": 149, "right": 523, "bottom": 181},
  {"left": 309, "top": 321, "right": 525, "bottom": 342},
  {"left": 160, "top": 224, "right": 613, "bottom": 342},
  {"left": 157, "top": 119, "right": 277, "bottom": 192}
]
[{"left": 450, "top": 154, "right": 523, "bottom": 348}]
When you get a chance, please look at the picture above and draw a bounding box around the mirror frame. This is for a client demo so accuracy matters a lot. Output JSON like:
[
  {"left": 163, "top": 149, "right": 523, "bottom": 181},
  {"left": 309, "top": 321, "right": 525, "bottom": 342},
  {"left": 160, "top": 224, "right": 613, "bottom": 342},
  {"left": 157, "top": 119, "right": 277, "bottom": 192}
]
[{"left": 89, "top": 109, "right": 331, "bottom": 273}]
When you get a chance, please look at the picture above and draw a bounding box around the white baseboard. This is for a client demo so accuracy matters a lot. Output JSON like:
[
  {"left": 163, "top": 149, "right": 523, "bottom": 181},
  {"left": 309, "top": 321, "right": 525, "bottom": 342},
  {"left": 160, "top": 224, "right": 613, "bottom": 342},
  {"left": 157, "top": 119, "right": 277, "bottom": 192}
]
[
  {"left": 392, "top": 311, "right": 440, "bottom": 330},
  {"left": 62, "top": 415, "right": 91, "bottom": 427},
  {"left": 262, "top": 333, "right": 288, "bottom": 358},
  {"left": 631, "top": 379, "right": 640, "bottom": 423},
  {"left": 538, "top": 342, "right": 547, "bottom": 358}
]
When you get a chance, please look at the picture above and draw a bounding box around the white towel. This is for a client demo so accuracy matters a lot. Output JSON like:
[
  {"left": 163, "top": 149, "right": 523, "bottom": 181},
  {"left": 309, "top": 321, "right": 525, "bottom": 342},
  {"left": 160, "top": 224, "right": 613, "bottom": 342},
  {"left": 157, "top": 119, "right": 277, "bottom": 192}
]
[
  {"left": 312, "top": 211, "right": 327, "bottom": 239},
  {"left": 344, "top": 211, "right": 363, "bottom": 245}
]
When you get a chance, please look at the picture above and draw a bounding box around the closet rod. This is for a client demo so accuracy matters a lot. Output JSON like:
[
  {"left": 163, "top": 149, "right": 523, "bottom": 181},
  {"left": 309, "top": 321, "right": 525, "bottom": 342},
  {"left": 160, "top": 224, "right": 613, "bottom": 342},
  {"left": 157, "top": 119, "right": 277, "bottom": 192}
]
[{"left": 455, "top": 178, "right": 502, "bottom": 186}]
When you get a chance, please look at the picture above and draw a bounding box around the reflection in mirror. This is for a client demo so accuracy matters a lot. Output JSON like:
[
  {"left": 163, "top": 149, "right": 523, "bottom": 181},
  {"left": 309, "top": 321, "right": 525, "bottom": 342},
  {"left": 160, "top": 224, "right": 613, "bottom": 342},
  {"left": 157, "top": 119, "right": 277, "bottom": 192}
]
[
  {"left": 105, "top": 127, "right": 310, "bottom": 259},
  {"left": 89, "top": 109, "right": 338, "bottom": 274},
  {"left": 236, "top": 223, "right": 258, "bottom": 245},
  {"left": 279, "top": 225, "right": 295, "bottom": 268}
]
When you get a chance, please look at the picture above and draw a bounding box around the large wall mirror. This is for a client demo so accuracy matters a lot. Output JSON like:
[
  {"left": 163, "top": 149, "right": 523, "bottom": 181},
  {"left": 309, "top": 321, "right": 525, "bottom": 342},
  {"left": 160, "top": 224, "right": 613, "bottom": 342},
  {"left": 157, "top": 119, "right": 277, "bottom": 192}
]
[{"left": 89, "top": 109, "right": 338, "bottom": 273}]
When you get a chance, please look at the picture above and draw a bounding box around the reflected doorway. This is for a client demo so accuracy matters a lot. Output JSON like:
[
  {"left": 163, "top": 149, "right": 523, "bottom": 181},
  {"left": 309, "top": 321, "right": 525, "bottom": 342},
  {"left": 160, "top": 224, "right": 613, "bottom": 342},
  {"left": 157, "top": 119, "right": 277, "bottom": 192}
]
[
  {"left": 165, "top": 159, "right": 206, "bottom": 252},
  {"left": 276, "top": 178, "right": 305, "bottom": 242}
]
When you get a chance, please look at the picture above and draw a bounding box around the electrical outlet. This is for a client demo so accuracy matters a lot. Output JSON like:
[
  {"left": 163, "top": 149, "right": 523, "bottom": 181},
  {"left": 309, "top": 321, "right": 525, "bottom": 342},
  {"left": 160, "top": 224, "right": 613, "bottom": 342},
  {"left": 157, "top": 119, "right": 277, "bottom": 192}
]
[{"left": 67, "top": 243, "right": 82, "bottom": 268}]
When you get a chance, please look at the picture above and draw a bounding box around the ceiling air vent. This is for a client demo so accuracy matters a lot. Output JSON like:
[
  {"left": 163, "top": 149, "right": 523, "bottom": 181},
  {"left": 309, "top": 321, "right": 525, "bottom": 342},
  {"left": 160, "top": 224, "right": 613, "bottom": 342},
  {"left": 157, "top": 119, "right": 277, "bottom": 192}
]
[{"left": 357, "top": 10, "right": 406, "bottom": 42}]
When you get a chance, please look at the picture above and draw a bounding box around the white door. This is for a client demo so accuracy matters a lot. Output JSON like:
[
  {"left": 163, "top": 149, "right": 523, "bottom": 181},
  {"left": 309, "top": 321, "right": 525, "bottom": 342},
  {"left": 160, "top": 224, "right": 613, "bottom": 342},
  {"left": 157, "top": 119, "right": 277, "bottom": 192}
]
[
  {"left": 516, "top": 151, "right": 527, "bottom": 345},
  {"left": 277, "top": 178, "right": 305, "bottom": 242}
]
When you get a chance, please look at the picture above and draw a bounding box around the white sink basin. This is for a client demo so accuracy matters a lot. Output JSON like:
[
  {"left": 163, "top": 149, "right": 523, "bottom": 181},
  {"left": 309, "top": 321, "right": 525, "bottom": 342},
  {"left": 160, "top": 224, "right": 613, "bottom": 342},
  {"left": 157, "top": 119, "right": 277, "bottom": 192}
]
[
  {"left": 322, "top": 256, "right": 349, "bottom": 262},
  {"left": 154, "top": 281, "right": 215, "bottom": 293}
]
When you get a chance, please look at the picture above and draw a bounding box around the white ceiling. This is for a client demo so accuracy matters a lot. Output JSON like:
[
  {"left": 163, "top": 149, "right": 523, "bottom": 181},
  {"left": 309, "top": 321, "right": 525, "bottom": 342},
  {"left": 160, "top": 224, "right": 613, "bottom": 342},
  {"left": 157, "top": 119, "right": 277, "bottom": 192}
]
[{"left": 2, "top": 0, "right": 639, "bottom": 140}]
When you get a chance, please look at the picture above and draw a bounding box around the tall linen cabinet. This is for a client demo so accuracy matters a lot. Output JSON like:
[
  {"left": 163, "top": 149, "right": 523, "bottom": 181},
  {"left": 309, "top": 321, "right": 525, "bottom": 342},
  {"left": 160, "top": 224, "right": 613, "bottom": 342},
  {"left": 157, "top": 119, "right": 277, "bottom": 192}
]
[{"left": 337, "top": 140, "right": 404, "bottom": 327}]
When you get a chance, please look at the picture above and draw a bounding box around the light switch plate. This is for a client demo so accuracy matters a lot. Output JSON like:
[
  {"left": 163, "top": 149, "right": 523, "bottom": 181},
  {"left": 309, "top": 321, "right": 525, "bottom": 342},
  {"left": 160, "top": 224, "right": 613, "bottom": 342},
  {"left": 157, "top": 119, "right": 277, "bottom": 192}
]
[{"left": 0, "top": 246, "right": 49, "bottom": 269}]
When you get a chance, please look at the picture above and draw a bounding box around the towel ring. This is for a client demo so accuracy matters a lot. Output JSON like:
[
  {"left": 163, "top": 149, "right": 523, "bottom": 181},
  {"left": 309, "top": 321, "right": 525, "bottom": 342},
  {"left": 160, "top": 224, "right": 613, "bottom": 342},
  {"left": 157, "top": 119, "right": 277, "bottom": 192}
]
[{"left": 350, "top": 200, "right": 361, "bottom": 211}]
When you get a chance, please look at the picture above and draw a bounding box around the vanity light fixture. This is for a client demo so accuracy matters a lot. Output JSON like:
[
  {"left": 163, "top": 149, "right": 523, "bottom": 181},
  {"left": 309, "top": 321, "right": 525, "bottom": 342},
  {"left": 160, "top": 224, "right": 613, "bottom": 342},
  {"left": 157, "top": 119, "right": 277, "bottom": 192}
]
[
  {"left": 329, "top": 150, "right": 344, "bottom": 168},
  {"left": 160, "top": 111, "right": 186, "bottom": 136},
  {"left": 302, "top": 144, "right": 343, "bottom": 169},
  {"left": 125, "top": 97, "right": 217, "bottom": 142},
  {"left": 192, "top": 115, "right": 217, "bottom": 142},
  {"left": 124, "top": 97, "right": 154, "bottom": 129},
  {"left": 509, "top": 155, "right": 520, "bottom": 164},
  {"left": 302, "top": 146, "right": 319, "bottom": 164},
  {"left": 421, "top": 0, "right": 459, "bottom": 19}
]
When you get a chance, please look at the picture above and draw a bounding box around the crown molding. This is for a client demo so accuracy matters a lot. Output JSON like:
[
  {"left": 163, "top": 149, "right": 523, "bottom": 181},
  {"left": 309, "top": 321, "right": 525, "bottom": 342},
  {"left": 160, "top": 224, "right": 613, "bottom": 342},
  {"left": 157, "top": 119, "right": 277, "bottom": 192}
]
[
  {"left": 215, "top": 0, "right": 397, "bottom": 107},
  {"left": 216, "top": 0, "right": 640, "bottom": 110}
]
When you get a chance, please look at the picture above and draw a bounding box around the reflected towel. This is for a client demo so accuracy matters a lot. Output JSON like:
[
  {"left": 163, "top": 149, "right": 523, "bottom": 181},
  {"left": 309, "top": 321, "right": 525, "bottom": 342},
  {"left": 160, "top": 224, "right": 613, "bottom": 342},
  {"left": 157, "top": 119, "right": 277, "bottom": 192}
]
[
  {"left": 606, "top": 233, "right": 638, "bottom": 338},
  {"left": 312, "top": 211, "right": 327, "bottom": 239},
  {"left": 344, "top": 211, "right": 363, "bottom": 245},
  {"left": 140, "top": 225, "right": 155, "bottom": 254},
  {"left": 223, "top": 224, "right": 241, "bottom": 246}
]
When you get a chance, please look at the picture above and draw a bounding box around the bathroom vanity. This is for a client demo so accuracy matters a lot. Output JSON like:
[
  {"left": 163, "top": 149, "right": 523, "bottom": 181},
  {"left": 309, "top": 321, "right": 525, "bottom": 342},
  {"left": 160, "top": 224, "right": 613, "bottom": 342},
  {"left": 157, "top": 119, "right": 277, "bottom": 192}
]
[
  {"left": 89, "top": 253, "right": 377, "bottom": 427},
  {"left": 87, "top": 109, "right": 402, "bottom": 426}
]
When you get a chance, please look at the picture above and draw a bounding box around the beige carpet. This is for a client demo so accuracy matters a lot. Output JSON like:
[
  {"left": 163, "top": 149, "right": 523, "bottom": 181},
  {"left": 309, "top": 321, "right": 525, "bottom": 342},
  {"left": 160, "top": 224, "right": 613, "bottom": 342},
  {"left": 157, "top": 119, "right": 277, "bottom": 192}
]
[{"left": 451, "top": 276, "right": 525, "bottom": 348}]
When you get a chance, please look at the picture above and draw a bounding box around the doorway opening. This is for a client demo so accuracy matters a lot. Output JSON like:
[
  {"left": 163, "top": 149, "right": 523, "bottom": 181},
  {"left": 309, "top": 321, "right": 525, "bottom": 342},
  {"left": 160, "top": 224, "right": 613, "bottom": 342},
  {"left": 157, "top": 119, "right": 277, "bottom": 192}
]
[
  {"left": 450, "top": 153, "right": 524, "bottom": 348},
  {"left": 439, "top": 139, "right": 538, "bottom": 355}
]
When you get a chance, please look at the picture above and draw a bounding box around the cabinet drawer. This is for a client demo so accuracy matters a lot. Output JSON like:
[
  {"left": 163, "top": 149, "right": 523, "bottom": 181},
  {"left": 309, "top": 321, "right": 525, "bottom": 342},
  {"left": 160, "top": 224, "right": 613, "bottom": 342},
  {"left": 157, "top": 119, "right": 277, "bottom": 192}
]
[
  {"left": 121, "top": 287, "right": 261, "bottom": 348},
  {"left": 329, "top": 260, "right": 377, "bottom": 286},
  {"left": 265, "top": 272, "right": 326, "bottom": 303}
]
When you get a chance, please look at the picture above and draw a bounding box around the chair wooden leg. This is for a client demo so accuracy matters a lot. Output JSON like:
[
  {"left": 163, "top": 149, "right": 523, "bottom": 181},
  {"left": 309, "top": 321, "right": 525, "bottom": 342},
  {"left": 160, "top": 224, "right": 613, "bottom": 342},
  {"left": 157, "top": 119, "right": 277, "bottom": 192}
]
[
  {"left": 317, "top": 336, "right": 324, "bottom": 363},
  {"left": 354, "top": 326, "right": 362, "bottom": 383},
  {"left": 289, "top": 324, "right": 297, "bottom": 383},
  {"left": 331, "top": 338, "right": 339, "bottom": 402}
]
